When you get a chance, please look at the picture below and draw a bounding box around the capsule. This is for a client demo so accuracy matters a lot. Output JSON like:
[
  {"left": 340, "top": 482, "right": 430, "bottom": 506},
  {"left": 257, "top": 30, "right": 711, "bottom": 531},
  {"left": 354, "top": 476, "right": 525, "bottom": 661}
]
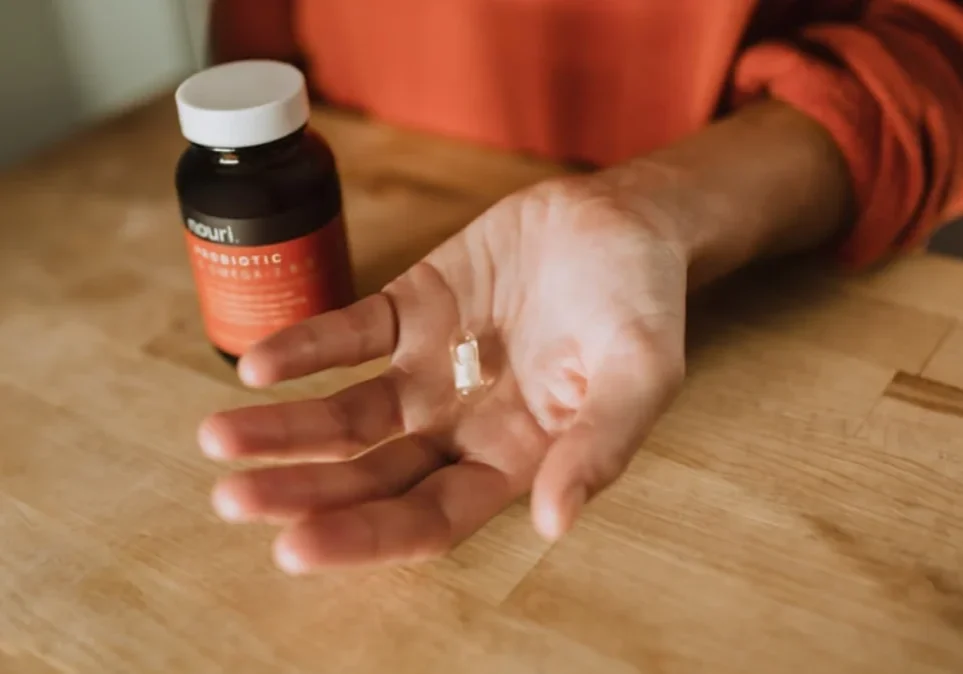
[{"left": 451, "top": 331, "right": 485, "bottom": 398}]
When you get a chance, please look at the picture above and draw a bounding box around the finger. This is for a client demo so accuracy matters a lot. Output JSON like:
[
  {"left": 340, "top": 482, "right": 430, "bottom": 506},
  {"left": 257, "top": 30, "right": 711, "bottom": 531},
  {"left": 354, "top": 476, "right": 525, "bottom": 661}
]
[
  {"left": 237, "top": 292, "right": 398, "bottom": 387},
  {"left": 198, "top": 375, "right": 403, "bottom": 461},
  {"left": 210, "top": 435, "right": 447, "bottom": 523},
  {"left": 272, "top": 461, "right": 514, "bottom": 573},
  {"left": 530, "top": 346, "right": 682, "bottom": 542}
]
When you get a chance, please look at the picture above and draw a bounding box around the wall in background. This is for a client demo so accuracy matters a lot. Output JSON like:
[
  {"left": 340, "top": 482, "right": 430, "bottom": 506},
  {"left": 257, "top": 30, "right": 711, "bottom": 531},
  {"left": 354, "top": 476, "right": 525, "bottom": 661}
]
[
  {"left": 181, "top": 0, "right": 213, "bottom": 69},
  {"left": 0, "top": 1, "right": 81, "bottom": 168},
  {"left": 0, "top": 0, "right": 210, "bottom": 168}
]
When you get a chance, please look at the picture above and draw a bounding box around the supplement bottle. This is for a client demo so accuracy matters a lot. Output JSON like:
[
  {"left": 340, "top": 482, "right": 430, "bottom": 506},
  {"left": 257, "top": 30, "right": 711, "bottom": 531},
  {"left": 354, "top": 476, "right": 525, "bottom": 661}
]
[{"left": 174, "top": 60, "right": 354, "bottom": 365}]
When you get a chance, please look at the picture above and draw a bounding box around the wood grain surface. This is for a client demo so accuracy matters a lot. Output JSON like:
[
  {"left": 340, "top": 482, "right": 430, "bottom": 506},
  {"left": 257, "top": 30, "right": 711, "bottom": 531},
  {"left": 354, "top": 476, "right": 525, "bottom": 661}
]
[{"left": 1, "top": 98, "right": 962, "bottom": 673}]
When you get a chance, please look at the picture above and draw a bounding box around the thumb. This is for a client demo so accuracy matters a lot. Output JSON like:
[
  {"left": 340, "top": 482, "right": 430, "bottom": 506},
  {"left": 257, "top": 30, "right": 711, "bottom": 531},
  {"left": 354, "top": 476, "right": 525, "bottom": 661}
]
[{"left": 530, "top": 351, "right": 682, "bottom": 542}]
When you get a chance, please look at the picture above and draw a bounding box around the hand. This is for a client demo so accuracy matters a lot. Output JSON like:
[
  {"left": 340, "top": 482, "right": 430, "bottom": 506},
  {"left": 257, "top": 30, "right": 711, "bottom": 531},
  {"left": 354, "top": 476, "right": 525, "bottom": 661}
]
[
  {"left": 197, "top": 100, "right": 852, "bottom": 574},
  {"left": 197, "top": 173, "right": 691, "bottom": 573}
]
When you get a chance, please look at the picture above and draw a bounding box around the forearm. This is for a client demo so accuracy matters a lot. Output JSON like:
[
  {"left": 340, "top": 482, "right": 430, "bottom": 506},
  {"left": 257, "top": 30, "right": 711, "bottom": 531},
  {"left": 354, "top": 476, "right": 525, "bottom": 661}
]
[{"left": 596, "top": 99, "right": 856, "bottom": 289}]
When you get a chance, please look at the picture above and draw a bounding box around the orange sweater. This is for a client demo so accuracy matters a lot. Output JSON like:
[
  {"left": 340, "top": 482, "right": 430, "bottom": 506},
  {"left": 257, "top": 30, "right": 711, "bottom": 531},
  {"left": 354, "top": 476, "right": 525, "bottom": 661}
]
[{"left": 210, "top": 0, "right": 963, "bottom": 268}]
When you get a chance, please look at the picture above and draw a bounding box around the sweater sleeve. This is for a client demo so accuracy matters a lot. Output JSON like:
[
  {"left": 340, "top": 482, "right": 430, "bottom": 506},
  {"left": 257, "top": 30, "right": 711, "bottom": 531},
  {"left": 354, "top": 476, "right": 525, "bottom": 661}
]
[{"left": 731, "top": 0, "right": 963, "bottom": 268}]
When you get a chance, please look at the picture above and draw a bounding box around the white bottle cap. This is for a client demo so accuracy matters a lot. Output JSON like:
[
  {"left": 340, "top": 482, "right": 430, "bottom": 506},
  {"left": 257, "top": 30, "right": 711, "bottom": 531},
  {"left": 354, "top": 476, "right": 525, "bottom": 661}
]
[{"left": 175, "top": 60, "right": 310, "bottom": 149}]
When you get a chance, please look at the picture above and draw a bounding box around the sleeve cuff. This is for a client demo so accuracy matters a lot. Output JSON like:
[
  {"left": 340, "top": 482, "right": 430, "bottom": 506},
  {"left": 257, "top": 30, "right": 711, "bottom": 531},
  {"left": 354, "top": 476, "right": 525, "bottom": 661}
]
[{"left": 731, "top": 39, "right": 924, "bottom": 269}]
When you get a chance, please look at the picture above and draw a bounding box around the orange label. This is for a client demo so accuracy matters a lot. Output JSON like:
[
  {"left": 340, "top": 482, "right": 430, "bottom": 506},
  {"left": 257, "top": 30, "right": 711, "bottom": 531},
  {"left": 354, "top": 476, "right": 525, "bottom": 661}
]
[{"left": 184, "top": 219, "right": 352, "bottom": 356}]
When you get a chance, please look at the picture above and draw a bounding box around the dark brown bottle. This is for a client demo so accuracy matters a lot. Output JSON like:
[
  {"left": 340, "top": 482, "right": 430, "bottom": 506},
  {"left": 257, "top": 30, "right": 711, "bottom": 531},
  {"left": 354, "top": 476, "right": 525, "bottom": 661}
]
[{"left": 174, "top": 60, "right": 354, "bottom": 365}]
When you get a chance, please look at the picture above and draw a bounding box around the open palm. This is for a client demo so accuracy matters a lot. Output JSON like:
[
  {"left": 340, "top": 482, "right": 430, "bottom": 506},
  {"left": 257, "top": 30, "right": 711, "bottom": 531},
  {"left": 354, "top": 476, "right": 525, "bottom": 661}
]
[{"left": 199, "top": 178, "right": 688, "bottom": 573}]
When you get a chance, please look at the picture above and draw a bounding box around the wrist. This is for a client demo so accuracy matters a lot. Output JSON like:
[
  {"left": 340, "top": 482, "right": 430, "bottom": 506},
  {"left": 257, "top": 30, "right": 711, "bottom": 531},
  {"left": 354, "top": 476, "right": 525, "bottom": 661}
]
[{"left": 596, "top": 99, "right": 856, "bottom": 288}]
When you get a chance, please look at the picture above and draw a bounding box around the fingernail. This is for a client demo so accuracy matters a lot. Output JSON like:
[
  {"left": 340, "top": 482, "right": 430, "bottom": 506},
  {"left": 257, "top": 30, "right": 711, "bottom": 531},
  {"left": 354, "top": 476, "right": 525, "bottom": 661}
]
[
  {"left": 236, "top": 357, "right": 260, "bottom": 387},
  {"left": 273, "top": 540, "right": 309, "bottom": 576},
  {"left": 535, "top": 484, "right": 586, "bottom": 542},
  {"left": 211, "top": 484, "right": 246, "bottom": 523},
  {"left": 197, "top": 419, "right": 228, "bottom": 460}
]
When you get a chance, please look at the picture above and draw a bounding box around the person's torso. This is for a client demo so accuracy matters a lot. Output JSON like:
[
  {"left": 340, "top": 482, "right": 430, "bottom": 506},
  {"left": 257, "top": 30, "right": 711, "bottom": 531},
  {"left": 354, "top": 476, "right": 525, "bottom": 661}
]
[
  {"left": 296, "top": 0, "right": 764, "bottom": 164},
  {"left": 211, "top": 0, "right": 857, "bottom": 165}
]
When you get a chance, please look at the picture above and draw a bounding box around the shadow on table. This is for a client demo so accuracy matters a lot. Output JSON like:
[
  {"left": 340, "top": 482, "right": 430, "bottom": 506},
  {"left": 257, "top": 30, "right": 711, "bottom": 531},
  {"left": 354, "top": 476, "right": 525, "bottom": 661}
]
[{"left": 929, "top": 217, "right": 963, "bottom": 258}]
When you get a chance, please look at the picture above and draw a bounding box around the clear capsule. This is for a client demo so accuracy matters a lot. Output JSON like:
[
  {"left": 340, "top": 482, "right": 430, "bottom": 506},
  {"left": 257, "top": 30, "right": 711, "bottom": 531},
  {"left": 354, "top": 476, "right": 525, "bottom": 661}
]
[{"left": 450, "top": 330, "right": 486, "bottom": 400}]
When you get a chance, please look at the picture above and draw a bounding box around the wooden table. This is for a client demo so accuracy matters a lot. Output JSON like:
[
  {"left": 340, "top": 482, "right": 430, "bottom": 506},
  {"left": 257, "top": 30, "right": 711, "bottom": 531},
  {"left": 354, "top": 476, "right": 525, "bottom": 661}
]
[{"left": 2, "top": 97, "right": 963, "bottom": 674}]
